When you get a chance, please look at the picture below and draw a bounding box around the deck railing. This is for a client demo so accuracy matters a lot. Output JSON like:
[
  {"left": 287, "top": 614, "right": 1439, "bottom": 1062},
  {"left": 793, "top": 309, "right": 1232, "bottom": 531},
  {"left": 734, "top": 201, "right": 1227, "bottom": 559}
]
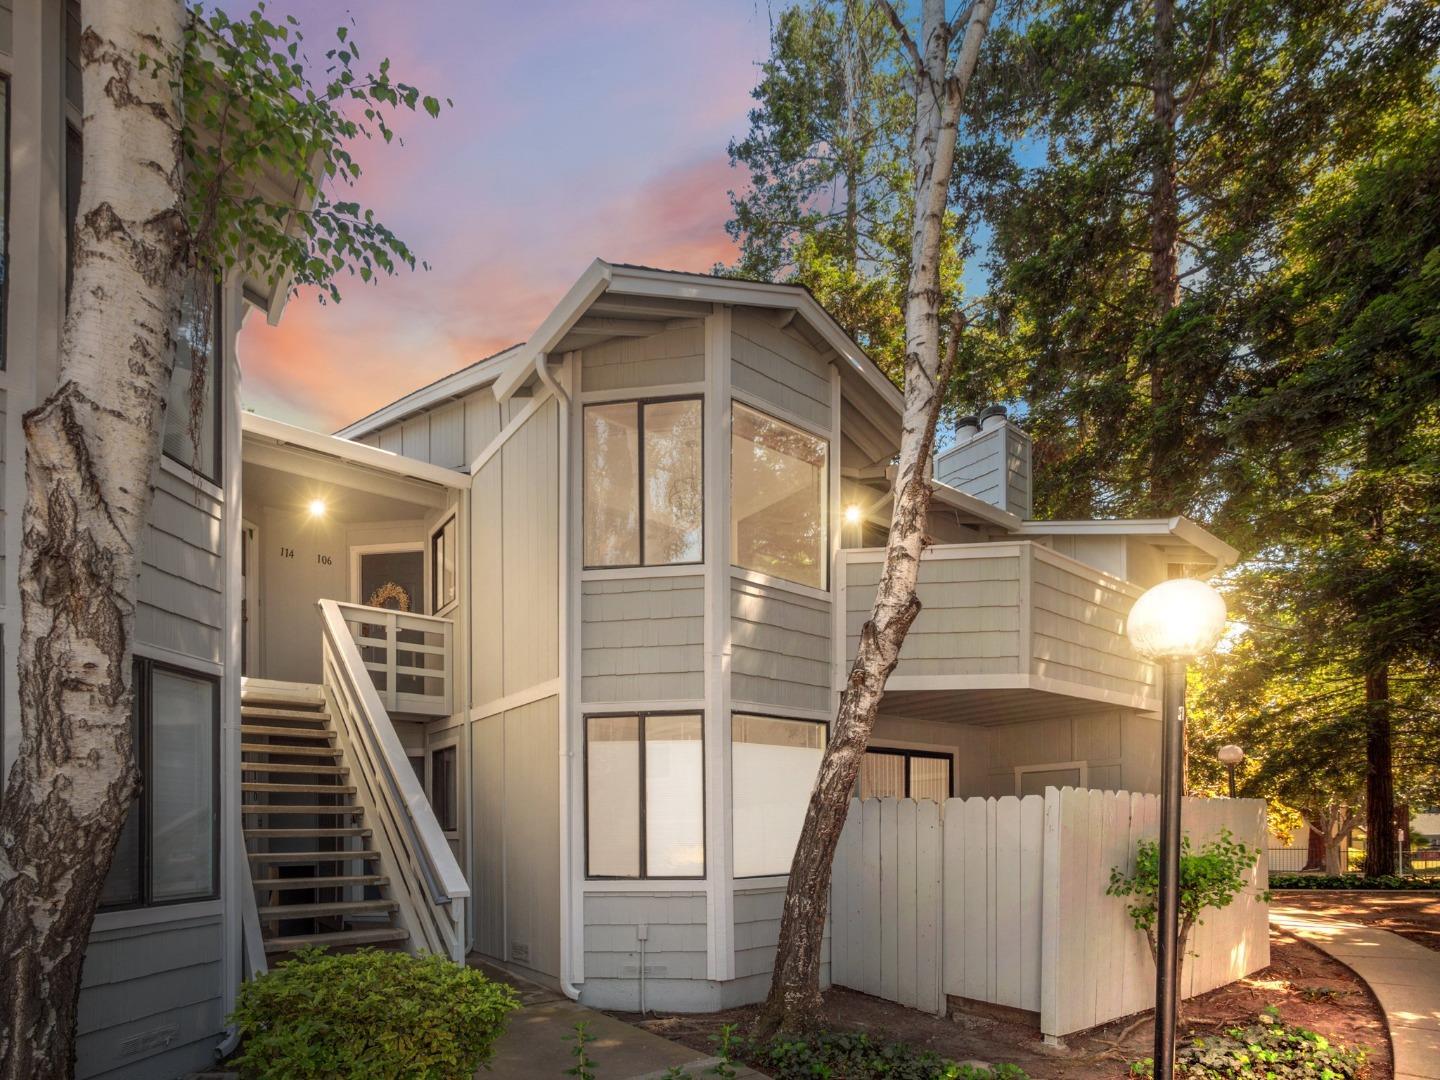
[
  {"left": 318, "top": 599, "right": 469, "bottom": 963},
  {"left": 334, "top": 601, "right": 452, "bottom": 717}
]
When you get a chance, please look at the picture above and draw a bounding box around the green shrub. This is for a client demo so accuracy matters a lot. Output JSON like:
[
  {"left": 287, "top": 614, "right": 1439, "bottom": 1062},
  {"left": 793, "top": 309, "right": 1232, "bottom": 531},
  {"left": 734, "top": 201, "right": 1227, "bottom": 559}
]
[
  {"left": 731, "top": 1029, "right": 1028, "bottom": 1080},
  {"left": 1270, "top": 872, "right": 1440, "bottom": 890},
  {"left": 229, "top": 947, "right": 520, "bottom": 1079},
  {"left": 1131, "top": 1011, "right": 1368, "bottom": 1079}
]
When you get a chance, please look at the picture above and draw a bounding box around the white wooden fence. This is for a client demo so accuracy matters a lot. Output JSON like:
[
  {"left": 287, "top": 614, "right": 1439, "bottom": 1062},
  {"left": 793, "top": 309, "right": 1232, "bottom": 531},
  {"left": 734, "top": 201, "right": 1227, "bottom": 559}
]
[{"left": 829, "top": 788, "right": 1269, "bottom": 1040}]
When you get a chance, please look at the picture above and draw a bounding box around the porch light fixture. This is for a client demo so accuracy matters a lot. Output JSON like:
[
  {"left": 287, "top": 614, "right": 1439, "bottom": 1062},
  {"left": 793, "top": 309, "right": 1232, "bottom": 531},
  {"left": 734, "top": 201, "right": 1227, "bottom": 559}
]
[
  {"left": 843, "top": 504, "right": 863, "bottom": 527},
  {"left": 307, "top": 498, "right": 327, "bottom": 518},
  {"left": 1218, "top": 744, "right": 1245, "bottom": 799},
  {"left": 1126, "top": 577, "right": 1226, "bottom": 1080}
]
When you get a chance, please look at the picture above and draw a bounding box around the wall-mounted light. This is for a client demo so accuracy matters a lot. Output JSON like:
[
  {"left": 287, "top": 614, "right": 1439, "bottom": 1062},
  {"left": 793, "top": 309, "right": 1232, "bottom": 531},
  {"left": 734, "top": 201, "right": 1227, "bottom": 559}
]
[
  {"left": 843, "top": 504, "right": 863, "bottom": 527},
  {"left": 307, "top": 498, "right": 328, "bottom": 518}
]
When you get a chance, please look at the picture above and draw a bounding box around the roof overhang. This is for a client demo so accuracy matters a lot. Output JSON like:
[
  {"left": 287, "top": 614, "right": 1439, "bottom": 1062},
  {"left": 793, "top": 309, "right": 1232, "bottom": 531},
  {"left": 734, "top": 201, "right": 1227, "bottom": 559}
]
[
  {"left": 1015, "top": 516, "right": 1239, "bottom": 570},
  {"left": 243, "top": 412, "right": 470, "bottom": 490}
]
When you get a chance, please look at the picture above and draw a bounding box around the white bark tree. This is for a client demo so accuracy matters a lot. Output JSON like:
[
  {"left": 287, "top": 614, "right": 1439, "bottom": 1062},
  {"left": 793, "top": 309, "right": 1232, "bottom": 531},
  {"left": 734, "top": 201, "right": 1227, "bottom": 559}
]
[
  {"left": 0, "top": 5, "right": 190, "bottom": 1074},
  {"left": 757, "top": 0, "right": 997, "bottom": 1036}
]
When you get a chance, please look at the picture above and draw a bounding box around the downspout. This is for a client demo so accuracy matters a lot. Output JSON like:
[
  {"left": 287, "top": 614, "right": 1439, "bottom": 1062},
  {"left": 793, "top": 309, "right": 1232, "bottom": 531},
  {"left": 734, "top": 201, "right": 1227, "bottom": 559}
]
[{"left": 536, "top": 352, "right": 583, "bottom": 1002}]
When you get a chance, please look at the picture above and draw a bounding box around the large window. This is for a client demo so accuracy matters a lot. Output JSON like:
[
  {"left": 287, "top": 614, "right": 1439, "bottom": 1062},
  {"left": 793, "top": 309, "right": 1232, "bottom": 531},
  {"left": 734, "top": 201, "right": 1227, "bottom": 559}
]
[
  {"left": 585, "top": 713, "right": 704, "bottom": 879},
  {"left": 731, "top": 402, "right": 828, "bottom": 590},
  {"left": 859, "top": 747, "right": 953, "bottom": 803},
  {"left": 162, "top": 277, "right": 223, "bottom": 484},
  {"left": 101, "top": 660, "right": 220, "bottom": 910},
  {"left": 732, "top": 713, "right": 827, "bottom": 877},
  {"left": 583, "top": 398, "right": 703, "bottom": 568}
]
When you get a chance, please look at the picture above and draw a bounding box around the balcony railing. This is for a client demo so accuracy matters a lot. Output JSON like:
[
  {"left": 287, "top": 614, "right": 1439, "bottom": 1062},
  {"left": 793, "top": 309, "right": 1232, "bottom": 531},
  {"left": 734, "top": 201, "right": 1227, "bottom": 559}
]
[
  {"left": 839, "top": 541, "right": 1158, "bottom": 713},
  {"left": 333, "top": 602, "right": 453, "bottom": 717}
]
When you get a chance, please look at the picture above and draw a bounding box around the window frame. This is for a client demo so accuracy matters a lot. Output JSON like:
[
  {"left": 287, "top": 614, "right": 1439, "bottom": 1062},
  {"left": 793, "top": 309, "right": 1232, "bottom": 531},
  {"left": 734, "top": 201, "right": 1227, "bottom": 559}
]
[
  {"left": 582, "top": 395, "right": 705, "bottom": 571},
  {"left": 731, "top": 711, "right": 829, "bottom": 880},
  {"left": 583, "top": 710, "right": 707, "bottom": 881},
  {"left": 99, "top": 657, "right": 222, "bottom": 912},
  {"left": 429, "top": 514, "right": 458, "bottom": 613},
  {"left": 861, "top": 745, "right": 955, "bottom": 801},
  {"left": 1, "top": 73, "right": 11, "bottom": 371},
  {"left": 429, "top": 743, "right": 459, "bottom": 833},
  {"left": 729, "top": 400, "right": 831, "bottom": 591},
  {"left": 162, "top": 279, "right": 225, "bottom": 486}
]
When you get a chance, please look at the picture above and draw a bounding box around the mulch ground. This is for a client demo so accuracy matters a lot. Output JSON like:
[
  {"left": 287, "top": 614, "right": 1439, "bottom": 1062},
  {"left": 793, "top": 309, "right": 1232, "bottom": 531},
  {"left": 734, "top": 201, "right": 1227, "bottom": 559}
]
[
  {"left": 612, "top": 928, "right": 1392, "bottom": 1078},
  {"left": 1274, "top": 889, "right": 1440, "bottom": 954}
]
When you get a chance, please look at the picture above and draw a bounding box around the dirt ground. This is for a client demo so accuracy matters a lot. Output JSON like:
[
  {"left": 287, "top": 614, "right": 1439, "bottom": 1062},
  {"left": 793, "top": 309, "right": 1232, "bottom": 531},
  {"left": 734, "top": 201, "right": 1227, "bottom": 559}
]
[
  {"left": 615, "top": 928, "right": 1392, "bottom": 1079},
  {"left": 1275, "top": 890, "right": 1440, "bottom": 953}
]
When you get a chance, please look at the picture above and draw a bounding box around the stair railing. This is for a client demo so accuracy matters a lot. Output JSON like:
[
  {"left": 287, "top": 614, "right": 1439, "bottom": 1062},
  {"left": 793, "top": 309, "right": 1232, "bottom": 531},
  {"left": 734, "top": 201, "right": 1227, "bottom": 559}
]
[
  {"left": 317, "top": 599, "right": 469, "bottom": 963},
  {"left": 334, "top": 601, "right": 452, "bottom": 716}
]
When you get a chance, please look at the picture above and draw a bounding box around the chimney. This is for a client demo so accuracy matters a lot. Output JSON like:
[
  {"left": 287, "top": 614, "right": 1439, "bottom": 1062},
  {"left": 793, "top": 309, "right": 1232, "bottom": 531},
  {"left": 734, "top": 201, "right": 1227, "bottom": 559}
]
[{"left": 936, "top": 405, "right": 1032, "bottom": 518}]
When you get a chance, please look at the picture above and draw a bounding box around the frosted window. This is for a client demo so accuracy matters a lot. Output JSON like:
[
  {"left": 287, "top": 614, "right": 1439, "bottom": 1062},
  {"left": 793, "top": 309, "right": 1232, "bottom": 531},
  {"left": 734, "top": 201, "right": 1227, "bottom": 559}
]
[
  {"left": 586, "top": 716, "right": 640, "bottom": 877},
  {"left": 909, "top": 755, "right": 951, "bottom": 803},
  {"left": 643, "top": 400, "right": 703, "bottom": 564},
  {"left": 732, "top": 714, "right": 826, "bottom": 877},
  {"left": 150, "top": 668, "right": 217, "bottom": 901},
  {"left": 162, "top": 277, "right": 221, "bottom": 482},
  {"left": 731, "top": 403, "right": 827, "bottom": 589},
  {"left": 859, "top": 752, "right": 906, "bottom": 800},
  {"left": 583, "top": 404, "right": 640, "bottom": 566},
  {"left": 644, "top": 714, "right": 705, "bottom": 877}
]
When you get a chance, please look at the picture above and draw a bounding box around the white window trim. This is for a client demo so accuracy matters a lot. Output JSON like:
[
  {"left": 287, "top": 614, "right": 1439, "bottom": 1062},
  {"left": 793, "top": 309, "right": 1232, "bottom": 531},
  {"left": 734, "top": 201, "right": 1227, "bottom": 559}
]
[
  {"left": 730, "top": 566, "right": 831, "bottom": 603},
  {"left": 1014, "top": 760, "right": 1089, "bottom": 797},
  {"left": 349, "top": 541, "right": 427, "bottom": 611},
  {"left": 428, "top": 514, "right": 459, "bottom": 616},
  {"left": 159, "top": 453, "right": 226, "bottom": 503},
  {"left": 426, "top": 735, "right": 461, "bottom": 839},
  {"left": 865, "top": 738, "right": 959, "bottom": 798}
]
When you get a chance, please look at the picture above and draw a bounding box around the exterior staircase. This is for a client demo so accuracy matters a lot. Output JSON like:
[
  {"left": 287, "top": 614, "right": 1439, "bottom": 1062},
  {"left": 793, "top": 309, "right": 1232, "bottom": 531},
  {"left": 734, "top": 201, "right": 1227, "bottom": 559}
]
[{"left": 241, "top": 678, "right": 409, "bottom": 957}]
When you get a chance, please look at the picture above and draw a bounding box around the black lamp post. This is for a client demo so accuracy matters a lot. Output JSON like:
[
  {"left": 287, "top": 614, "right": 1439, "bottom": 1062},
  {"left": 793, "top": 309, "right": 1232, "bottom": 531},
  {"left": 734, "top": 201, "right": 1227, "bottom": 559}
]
[{"left": 1127, "top": 579, "right": 1228, "bottom": 1080}]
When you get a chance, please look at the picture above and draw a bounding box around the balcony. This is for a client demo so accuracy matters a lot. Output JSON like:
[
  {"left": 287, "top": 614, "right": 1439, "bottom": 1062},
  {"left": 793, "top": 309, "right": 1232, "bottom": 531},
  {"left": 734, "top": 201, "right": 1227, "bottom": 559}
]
[
  {"left": 334, "top": 602, "right": 454, "bottom": 717},
  {"left": 839, "top": 541, "right": 1158, "bottom": 724}
]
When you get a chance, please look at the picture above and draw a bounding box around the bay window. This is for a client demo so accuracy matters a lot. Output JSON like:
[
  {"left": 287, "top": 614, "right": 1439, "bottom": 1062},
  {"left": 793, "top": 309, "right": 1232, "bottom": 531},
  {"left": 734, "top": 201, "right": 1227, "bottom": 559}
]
[
  {"left": 583, "top": 398, "right": 703, "bottom": 568},
  {"left": 732, "top": 713, "right": 827, "bottom": 877},
  {"left": 585, "top": 713, "right": 705, "bottom": 879},
  {"left": 101, "top": 659, "right": 220, "bottom": 909},
  {"left": 731, "top": 402, "right": 828, "bottom": 589}
]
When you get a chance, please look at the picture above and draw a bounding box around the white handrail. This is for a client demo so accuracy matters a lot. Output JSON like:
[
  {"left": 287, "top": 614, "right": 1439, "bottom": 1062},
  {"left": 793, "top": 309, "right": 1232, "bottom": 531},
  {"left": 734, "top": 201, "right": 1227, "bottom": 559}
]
[
  {"left": 333, "top": 601, "right": 452, "bottom": 716},
  {"left": 318, "top": 599, "right": 469, "bottom": 962}
]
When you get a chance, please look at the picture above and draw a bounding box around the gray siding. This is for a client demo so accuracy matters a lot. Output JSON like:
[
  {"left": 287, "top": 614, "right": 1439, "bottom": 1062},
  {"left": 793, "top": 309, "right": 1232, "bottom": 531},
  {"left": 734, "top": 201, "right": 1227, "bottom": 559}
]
[
  {"left": 581, "top": 575, "right": 704, "bottom": 702},
  {"left": 0, "top": 0, "right": 12, "bottom": 55},
  {"left": 580, "top": 892, "right": 710, "bottom": 1011},
  {"left": 136, "top": 469, "right": 224, "bottom": 664},
  {"left": 0, "top": 390, "right": 7, "bottom": 603},
  {"left": 76, "top": 914, "right": 224, "bottom": 1080},
  {"left": 579, "top": 322, "right": 704, "bottom": 392},
  {"left": 846, "top": 552, "right": 1023, "bottom": 680},
  {"left": 935, "top": 424, "right": 1031, "bottom": 518},
  {"left": 728, "top": 885, "right": 830, "bottom": 1006},
  {"left": 1030, "top": 555, "right": 1152, "bottom": 700},
  {"left": 978, "top": 709, "right": 1160, "bottom": 797},
  {"left": 731, "top": 578, "right": 831, "bottom": 711},
  {"left": 731, "top": 312, "right": 832, "bottom": 429}
]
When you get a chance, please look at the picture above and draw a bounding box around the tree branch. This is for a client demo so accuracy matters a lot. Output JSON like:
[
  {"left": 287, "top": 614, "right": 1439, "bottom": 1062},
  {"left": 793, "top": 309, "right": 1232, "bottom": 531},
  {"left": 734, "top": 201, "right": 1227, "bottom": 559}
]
[{"left": 874, "top": 0, "right": 924, "bottom": 74}]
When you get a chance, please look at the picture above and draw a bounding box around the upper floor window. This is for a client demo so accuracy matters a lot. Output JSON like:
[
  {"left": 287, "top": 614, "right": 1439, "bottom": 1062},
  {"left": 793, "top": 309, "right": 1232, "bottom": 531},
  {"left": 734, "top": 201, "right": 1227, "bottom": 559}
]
[
  {"left": 430, "top": 514, "right": 458, "bottom": 611},
  {"left": 583, "top": 398, "right": 703, "bottom": 568},
  {"left": 163, "top": 277, "right": 223, "bottom": 484},
  {"left": 101, "top": 659, "right": 220, "bottom": 910},
  {"left": 731, "top": 402, "right": 828, "bottom": 590}
]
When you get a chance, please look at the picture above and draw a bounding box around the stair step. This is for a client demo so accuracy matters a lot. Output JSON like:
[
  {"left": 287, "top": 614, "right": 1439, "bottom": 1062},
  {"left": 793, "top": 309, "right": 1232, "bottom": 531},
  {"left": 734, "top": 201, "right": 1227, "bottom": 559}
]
[
  {"left": 245, "top": 827, "right": 372, "bottom": 839},
  {"left": 263, "top": 927, "right": 408, "bottom": 954},
  {"left": 258, "top": 899, "right": 397, "bottom": 920},
  {"left": 240, "top": 706, "right": 332, "bottom": 724},
  {"left": 242, "top": 781, "right": 357, "bottom": 795},
  {"left": 248, "top": 849, "right": 380, "bottom": 864},
  {"left": 242, "top": 678, "right": 325, "bottom": 707},
  {"left": 242, "top": 804, "right": 362, "bottom": 817},
  {"left": 241, "top": 743, "right": 342, "bottom": 758},
  {"left": 252, "top": 874, "right": 389, "bottom": 891},
  {"left": 241, "top": 761, "right": 348, "bottom": 775},
  {"left": 240, "top": 724, "right": 334, "bottom": 741}
]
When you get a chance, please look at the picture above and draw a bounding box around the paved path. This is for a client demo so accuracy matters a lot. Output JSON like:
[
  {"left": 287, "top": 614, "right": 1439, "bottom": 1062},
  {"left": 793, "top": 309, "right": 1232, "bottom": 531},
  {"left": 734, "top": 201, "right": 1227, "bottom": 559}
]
[
  {"left": 1272, "top": 905, "right": 1440, "bottom": 1080},
  {"left": 471, "top": 958, "right": 766, "bottom": 1078}
]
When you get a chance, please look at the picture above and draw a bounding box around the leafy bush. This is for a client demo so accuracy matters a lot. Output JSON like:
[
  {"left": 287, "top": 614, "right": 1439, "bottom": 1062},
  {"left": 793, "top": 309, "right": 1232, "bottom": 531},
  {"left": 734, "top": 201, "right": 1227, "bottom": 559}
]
[
  {"left": 229, "top": 947, "right": 520, "bottom": 1079},
  {"left": 1131, "top": 1011, "right": 1368, "bottom": 1078},
  {"left": 1271, "top": 871, "right": 1440, "bottom": 890},
  {"left": 725, "top": 1029, "right": 1028, "bottom": 1080}
]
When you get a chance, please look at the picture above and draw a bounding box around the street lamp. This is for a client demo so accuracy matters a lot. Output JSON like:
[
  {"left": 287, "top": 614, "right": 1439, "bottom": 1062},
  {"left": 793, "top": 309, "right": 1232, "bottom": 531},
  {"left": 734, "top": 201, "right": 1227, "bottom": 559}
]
[
  {"left": 1127, "top": 578, "right": 1227, "bottom": 1080},
  {"left": 1218, "top": 744, "right": 1245, "bottom": 799}
]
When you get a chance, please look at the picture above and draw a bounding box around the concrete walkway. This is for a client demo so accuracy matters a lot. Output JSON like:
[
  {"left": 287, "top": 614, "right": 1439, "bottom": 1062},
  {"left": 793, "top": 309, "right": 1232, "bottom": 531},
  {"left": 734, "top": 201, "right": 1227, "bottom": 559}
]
[
  {"left": 471, "top": 959, "right": 766, "bottom": 1078},
  {"left": 1272, "top": 906, "right": 1440, "bottom": 1080}
]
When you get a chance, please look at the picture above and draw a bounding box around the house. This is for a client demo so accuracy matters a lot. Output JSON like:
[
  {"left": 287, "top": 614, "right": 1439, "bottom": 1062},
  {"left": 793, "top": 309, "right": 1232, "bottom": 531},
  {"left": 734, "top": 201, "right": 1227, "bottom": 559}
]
[{"left": 3, "top": 6, "right": 1240, "bottom": 1075}]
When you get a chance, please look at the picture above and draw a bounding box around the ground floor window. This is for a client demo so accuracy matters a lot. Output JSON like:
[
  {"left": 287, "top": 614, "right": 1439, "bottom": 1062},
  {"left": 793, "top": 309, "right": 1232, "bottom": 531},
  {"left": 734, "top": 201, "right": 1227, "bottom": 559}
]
[
  {"left": 732, "top": 713, "right": 827, "bottom": 877},
  {"left": 101, "top": 659, "right": 220, "bottom": 909},
  {"left": 431, "top": 744, "right": 458, "bottom": 832},
  {"left": 859, "top": 746, "right": 953, "bottom": 803},
  {"left": 585, "top": 713, "right": 704, "bottom": 879}
]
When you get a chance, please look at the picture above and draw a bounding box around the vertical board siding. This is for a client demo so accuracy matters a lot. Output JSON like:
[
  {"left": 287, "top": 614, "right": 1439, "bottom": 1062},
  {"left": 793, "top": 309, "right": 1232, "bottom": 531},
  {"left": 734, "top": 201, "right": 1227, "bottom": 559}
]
[
  {"left": 502, "top": 697, "right": 561, "bottom": 976},
  {"left": 730, "top": 578, "right": 832, "bottom": 711},
  {"left": 832, "top": 791, "right": 1268, "bottom": 1038},
  {"left": 831, "top": 798, "right": 945, "bottom": 1015},
  {"left": 500, "top": 399, "right": 559, "bottom": 695},
  {"left": 363, "top": 399, "right": 470, "bottom": 471},
  {"left": 730, "top": 312, "right": 832, "bottom": 428},
  {"left": 1030, "top": 551, "right": 1154, "bottom": 701},
  {"left": 136, "top": 469, "right": 224, "bottom": 663},
  {"left": 581, "top": 575, "right": 704, "bottom": 702},
  {"left": 0, "top": 0, "right": 12, "bottom": 54},
  {"left": 581, "top": 892, "right": 710, "bottom": 1011},
  {"left": 579, "top": 323, "right": 705, "bottom": 392},
  {"left": 845, "top": 551, "right": 1023, "bottom": 679},
  {"left": 75, "top": 915, "right": 225, "bottom": 1080}
]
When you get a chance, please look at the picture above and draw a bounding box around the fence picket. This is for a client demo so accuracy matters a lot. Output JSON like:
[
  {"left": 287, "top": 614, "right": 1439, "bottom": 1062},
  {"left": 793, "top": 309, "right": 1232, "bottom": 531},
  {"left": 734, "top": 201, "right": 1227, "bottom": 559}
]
[
  {"left": 916, "top": 799, "right": 942, "bottom": 1013},
  {"left": 1019, "top": 794, "right": 1044, "bottom": 1012},
  {"left": 994, "top": 797, "right": 1022, "bottom": 1008},
  {"left": 942, "top": 798, "right": 965, "bottom": 1001},
  {"left": 962, "top": 798, "right": 989, "bottom": 1001},
  {"left": 862, "top": 798, "right": 882, "bottom": 996},
  {"left": 898, "top": 798, "right": 918, "bottom": 1008}
]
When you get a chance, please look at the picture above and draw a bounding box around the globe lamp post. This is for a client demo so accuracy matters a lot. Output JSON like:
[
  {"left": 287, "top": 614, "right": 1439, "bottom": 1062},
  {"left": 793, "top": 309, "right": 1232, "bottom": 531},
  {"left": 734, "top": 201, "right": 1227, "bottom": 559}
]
[
  {"left": 1126, "top": 578, "right": 1227, "bottom": 1080},
  {"left": 1218, "top": 744, "right": 1245, "bottom": 799}
]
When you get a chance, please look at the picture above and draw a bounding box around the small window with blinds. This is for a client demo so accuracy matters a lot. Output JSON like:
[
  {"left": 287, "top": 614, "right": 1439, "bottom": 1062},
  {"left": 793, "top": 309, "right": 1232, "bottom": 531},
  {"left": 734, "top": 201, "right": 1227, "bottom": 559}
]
[
  {"left": 162, "top": 278, "right": 223, "bottom": 484},
  {"left": 859, "top": 746, "right": 954, "bottom": 803}
]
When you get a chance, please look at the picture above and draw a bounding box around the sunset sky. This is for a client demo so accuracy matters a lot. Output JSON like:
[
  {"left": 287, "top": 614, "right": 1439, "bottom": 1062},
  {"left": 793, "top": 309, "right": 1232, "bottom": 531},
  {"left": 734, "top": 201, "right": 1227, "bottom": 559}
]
[{"left": 228, "top": 1, "right": 779, "bottom": 432}]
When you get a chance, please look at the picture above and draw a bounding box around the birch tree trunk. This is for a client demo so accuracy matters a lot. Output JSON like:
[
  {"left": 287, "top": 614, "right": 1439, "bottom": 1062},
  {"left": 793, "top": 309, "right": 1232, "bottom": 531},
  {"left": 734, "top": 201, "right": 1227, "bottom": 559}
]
[
  {"left": 756, "top": 0, "right": 995, "bottom": 1037},
  {"left": 0, "top": 3, "right": 188, "bottom": 1076}
]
